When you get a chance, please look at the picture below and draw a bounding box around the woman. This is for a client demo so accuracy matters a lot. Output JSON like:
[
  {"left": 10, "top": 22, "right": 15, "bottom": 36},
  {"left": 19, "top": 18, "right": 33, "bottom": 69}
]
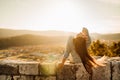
[{"left": 58, "top": 28, "right": 100, "bottom": 80}]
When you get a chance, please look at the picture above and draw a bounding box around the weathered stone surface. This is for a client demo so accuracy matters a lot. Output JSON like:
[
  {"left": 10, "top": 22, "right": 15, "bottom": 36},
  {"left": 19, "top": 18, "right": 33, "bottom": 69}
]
[
  {"left": 57, "top": 64, "right": 76, "bottom": 80},
  {"left": 75, "top": 63, "right": 89, "bottom": 80},
  {"left": 0, "top": 63, "right": 19, "bottom": 75},
  {"left": 13, "top": 76, "right": 21, "bottom": 80},
  {"left": 41, "top": 76, "right": 56, "bottom": 80},
  {"left": 39, "top": 63, "right": 57, "bottom": 76},
  {"left": 112, "top": 61, "right": 120, "bottom": 80},
  {"left": 1, "top": 59, "right": 120, "bottom": 80},
  {"left": 35, "top": 76, "right": 41, "bottom": 80},
  {"left": 35, "top": 76, "right": 56, "bottom": 80},
  {"left": 19, "top": 62, "right": 39, "bottom": 75},
  {"left": 13, "top": 75, "right": 34, "bottom": 80},
  {"left": 0, "top": 75, "right": 13, "bottom": 80},
  {"left": 0, "top": 75, "right": 7, "bottom": 80},
  {"left": 92, "top": 62, "right": 111, "bottom": 80}
]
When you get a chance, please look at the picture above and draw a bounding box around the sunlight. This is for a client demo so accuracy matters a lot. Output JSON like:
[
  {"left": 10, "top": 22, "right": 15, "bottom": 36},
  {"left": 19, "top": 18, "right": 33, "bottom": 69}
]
[
  {"left": 20, "top": 0, "right": 93, "bottom": 33},
  {"left": 0, "top": 0, "right": 120, "bottom": 33},
  {"left": 40, "top": 62, "right": 57, "bottom": 76}
]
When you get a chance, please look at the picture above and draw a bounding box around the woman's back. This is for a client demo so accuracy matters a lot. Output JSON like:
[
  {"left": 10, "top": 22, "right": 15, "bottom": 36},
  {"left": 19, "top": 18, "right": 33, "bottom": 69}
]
[{"left": 66, "top": 36, "right": 82, "bottom": 63}]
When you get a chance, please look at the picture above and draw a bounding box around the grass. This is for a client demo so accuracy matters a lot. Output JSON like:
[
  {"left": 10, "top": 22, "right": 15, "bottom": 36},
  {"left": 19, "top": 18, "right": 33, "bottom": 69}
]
[{"left": 0, "top": 44, "right": 65, "bottom": 62}]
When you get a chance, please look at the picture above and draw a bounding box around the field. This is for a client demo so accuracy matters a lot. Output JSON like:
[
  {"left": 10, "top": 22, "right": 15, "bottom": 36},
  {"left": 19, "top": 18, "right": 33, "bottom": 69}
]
[{"left": 0, "top": 44, "right": 65, "bottom": 62}]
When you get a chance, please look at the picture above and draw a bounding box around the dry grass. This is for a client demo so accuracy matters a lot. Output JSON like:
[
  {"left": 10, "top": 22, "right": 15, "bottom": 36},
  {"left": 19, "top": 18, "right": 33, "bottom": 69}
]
[{"left": 0, "top": 44, "right": 65, "bottom": 62}]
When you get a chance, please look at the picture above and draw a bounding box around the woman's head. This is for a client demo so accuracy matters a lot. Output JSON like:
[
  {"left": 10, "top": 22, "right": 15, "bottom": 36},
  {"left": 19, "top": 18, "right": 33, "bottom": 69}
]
[
  {"left": 76, "top": 27, "right": 90, "bottom": 39},
  {"left": 82, "top": 27, "right": 89, "bottom": 35}
]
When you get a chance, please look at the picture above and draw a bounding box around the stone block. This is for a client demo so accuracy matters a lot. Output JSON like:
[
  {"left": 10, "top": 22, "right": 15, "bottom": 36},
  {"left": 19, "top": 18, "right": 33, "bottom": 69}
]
[
  {"left": 75, "top": 63, "right": 89, "bottom": 80},
  {"left": 57, "top": 64, "right": 76, "bottom": 80},
  {"left": 13, "top": 76, "right": 21, "bottom": 80},
  {"left": 13, "top": 75, "right": 34, "bottom": 80},
  {"left": 35, "top": 76, "right": 56, "bottom": 80},
  {"left": 112, "top": 61, "right": 120, "bottom": 80},
  {"left": 39, "top": 63, "right": 57, "bottom": 76},
  {"left": 19, "top": 62, "right": 39, "bottom": 75},
  {"left": 35, "top": 76, "right": 41, "bottom": 80},
  {"left": 92, "top": 62, "right": 111, "bottom": 80},
  {"left": 0, "top": 75, "right": 13, "bottom": 80},
  {"left": 0, "top": 63, "right": 19, "bottom": 75},
  {"left": 0, "top": 75, "right": 7, "bottom": 80}
]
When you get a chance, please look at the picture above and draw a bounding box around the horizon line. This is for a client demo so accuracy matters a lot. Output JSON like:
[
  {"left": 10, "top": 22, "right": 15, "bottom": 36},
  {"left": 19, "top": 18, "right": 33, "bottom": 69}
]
[{"left": 0, "top": 27, "right": 120, "bottom": 34}]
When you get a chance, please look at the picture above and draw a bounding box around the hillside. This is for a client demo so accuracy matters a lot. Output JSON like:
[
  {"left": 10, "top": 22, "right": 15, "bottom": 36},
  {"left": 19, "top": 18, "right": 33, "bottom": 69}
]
[
  {"left": 98, "top": 33, "right": 120, "bottom": 40},
  {"left": 0, "top": 34, "right": 68, "bottom": 49},
  {"left": 91, "top": 33, "right": 120, "bottom": 41},
  {"left": 0, "top": 28, "right": 120, "bottom": 40},
  {"left": 0, "top": 28, "right": 75, "bottom": 38}
]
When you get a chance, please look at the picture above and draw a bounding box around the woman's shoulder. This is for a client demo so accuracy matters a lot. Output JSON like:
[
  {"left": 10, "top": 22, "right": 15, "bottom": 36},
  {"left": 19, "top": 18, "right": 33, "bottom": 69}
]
[
  {"left": 68, "top": 35, "right": 74, "bottom": 40},
  {"left": 66, "top": 35, "right": 74, "bottom": 43}
]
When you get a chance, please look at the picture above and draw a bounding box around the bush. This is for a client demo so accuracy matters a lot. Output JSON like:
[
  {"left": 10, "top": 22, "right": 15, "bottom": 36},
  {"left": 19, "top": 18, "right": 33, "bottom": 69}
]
[
  {"left": 89, "top": 40, "right": 120, "bottom": 57},
  {"left": 109, "top": 41, "right": 120, "bottom": 56}
]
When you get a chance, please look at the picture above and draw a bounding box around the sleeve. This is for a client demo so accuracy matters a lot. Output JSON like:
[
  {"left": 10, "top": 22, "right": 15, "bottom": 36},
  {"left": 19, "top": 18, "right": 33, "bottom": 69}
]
[{"left": 63, "top": 36, "right": 72, "bottom": 59}]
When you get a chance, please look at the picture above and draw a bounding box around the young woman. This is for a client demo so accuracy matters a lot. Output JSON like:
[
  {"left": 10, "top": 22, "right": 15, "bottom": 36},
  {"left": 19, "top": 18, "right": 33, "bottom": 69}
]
[{"left": 58, "top": 28, "right": 100, "bottom": 80}]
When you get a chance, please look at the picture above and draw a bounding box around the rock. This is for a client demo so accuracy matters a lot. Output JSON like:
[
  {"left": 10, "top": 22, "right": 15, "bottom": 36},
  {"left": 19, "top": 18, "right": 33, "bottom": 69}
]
[
  {"left": 1, "top": 58, "right": 120, "bottom": 80},
  {"left": 0, "top": 75, "right": 13, "bottom": 80},
  {"left": 57, "top": 64, "right": 76, "bottom": 80},
  {"left": 13, "top": 76, "right": 21, "bottom": 80},
  {"left": 0, "top": 75, "right": 7, "bottom": 80},
  {"left": 19, "top": 62, "right": 39, "bottom": 75},
  {"left": 75, "top": 63, "right": 89, "bottom": 80},
  {"left": 108, "top": 57, "right": 120, "bottom": 62},
  {"left": 112, "top": 61, "right": 120, "bottom": 80},
  {"left": 35, "top": 76, "right": 56, "bottom": 80},
  {"left": 13, "top": 75, "right": 34, "bottom": 80},
  {"left": 92, "top": 62, "right": 111, "bottom": 80},
  {"left": 0, "top": 63, "right": 19, "bottom": 75},
  {"left": 35, "top": 76, "right": 41, "bottom": 80},
  {"left": 39, "top": 62, "right": 57, "bottom": 76}
]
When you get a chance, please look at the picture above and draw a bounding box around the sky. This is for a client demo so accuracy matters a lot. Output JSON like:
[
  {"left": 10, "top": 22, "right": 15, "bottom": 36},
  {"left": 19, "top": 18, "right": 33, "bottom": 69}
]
[{"left": 0, "top": 0, "right": 120, "bottom": 33}]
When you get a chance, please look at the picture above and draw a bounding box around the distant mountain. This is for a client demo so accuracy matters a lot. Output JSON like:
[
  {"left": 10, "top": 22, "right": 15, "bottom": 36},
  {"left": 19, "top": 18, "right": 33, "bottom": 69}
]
[
  {"left": 0, "top": 28, "right": 75, "bottom": 38},
  {"left": 90, "top": 33, "right": 120, "bottom": 40},
  {"left": 0, "top": 28, "right": 120, "bottom": 40},
  {"left": 0, "top": 34, "right": 68, "bottom": 49}
]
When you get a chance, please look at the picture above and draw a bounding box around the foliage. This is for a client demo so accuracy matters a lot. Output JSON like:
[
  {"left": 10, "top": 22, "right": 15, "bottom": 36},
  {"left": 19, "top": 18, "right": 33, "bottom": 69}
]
[
  {"left": 108, "top": 41, "right": 120, "bottom": 56},
  {"left": 89, "top": 40, "right": 120, "bottom": 57}
]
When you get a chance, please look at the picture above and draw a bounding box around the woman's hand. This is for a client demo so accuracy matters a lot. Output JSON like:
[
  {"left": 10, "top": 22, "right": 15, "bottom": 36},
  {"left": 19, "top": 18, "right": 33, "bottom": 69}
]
[
  {"left": 57, "top": 63, "right": 64, "bottom": 71},
  {"left": 57, "top": 58, "right": 66, "bottom": 71}
]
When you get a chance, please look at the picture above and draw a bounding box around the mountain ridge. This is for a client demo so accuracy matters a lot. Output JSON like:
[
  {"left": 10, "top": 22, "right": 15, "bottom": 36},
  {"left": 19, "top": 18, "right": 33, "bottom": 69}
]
[
  {"left": 0, "top": 28, "right": 75, "bottom": 38},
  {"left": 0, "top": 28, "right": 120, "bottom": 40}
]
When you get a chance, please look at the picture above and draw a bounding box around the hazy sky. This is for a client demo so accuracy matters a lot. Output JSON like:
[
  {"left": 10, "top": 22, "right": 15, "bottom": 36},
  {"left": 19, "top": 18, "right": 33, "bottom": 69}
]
[{"left": 0, "top": 0, "right": 120, "bottom": 33}]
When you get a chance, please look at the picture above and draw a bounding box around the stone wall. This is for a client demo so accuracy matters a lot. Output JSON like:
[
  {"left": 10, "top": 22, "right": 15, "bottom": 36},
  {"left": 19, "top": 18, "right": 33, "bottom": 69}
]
[{"left": 0, "top": 60, "right": 120, "bottom": 80}]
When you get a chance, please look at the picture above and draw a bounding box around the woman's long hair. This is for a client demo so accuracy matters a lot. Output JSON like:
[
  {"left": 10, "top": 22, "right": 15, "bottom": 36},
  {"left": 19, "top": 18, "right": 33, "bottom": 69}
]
[
  {"left": 73, "top": 36, "right": 99, "bottom": 75},
  {"left": 82, "top": 27, "right": 91, "bottom": 48}
]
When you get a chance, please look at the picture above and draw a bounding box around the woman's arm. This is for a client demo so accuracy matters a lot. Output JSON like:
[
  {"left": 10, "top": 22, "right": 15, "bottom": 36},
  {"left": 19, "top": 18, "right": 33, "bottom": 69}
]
[
  {"left": 58, "top": 36, "right": 72, "bottom": 69},
  {"left": 58, "top": 57, "right": 67, "bottom": 70}
]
